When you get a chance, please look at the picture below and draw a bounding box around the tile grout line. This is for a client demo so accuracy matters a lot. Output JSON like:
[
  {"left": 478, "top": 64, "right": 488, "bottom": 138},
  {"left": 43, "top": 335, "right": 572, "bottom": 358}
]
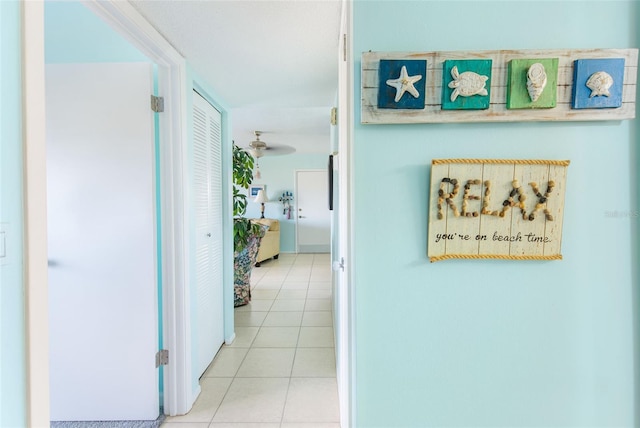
[
  {"left": 207, "top": 254, "right": 278, "bottom": 425},
  {"left": 277, "top": 255, "right": 299, "bottom": 425},
  {"left": 209, "top": 257, "right": 285, "bottom": 423},
  {"left": 207, "top": 375, "right": 234, "bottom": 425},
  {"left": 259, "top": 255, "right": 298, "bottom": 425},
  {"left": 170, "top": 254, "right": 335, "bottom": 427},
  {"left": 279, "top": 259, "right": 309, "bottom": 426}
]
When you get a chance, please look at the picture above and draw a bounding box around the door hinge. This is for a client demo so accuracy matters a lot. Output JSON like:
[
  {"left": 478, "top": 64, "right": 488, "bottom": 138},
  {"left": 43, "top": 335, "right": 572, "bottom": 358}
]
[
  {"left": 151, "top": 95, "right": 164, "bottom": 113},
  {"left": 156, "top": 349, "right": 169, "bottom": 367},
  {"left": 342, "top": 34, "right": 347, "bottom": 62},
  {"left": 330, "top": 107, "right": 337, "bottom": 126}
]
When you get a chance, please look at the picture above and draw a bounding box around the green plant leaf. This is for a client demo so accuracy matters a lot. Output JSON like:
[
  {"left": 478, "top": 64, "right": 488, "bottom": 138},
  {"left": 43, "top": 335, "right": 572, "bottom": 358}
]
[{"left": 232, "top": 142, "right": 257, "bottom": 250}]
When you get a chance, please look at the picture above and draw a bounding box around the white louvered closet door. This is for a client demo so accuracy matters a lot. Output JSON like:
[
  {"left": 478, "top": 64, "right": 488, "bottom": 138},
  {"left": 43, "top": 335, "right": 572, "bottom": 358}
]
[{"left": 193, "top": 91, "right": 224, "bottom": 377}]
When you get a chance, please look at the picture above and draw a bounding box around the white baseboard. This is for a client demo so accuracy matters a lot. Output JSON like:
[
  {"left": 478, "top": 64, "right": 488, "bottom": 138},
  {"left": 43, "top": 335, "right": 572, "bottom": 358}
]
[
  {"left": 298, "top": 244, "right": 330, "bottom": 253},
  {"left": 225, "top": 332, "right": 236, "bottom": 345}
]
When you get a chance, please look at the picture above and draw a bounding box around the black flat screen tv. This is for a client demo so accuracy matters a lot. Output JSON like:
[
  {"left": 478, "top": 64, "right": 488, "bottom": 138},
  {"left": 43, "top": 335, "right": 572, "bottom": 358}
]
[{"left": 328, "top": 155, "right": 334, "bottom": 211}]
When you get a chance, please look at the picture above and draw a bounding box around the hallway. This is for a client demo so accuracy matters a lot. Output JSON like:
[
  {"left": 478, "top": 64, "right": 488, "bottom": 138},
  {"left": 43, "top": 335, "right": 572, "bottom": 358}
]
[{"left": 162, "top": 253, "right": 339, "bottom": 427}]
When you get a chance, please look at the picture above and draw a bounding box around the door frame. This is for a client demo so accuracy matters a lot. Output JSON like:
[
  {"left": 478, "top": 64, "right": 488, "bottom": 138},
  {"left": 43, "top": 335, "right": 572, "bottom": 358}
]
[
  {"left": 336, "top": 1, "right": 355, "bottom": 426},
  {"left": 23, "top": 3, "right": 49, "bottom": 426},
  {"left": 23, "top": 0, "right": 192, "bottom": 423}
]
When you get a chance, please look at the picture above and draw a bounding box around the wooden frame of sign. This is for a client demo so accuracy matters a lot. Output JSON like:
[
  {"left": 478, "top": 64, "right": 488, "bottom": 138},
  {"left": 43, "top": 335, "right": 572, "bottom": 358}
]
[
  {"left": 428, "top": 159, "right": 569, "bottom": 262},
  {"left": 362, "top": 48, "right": 638, "bottom": 124}
]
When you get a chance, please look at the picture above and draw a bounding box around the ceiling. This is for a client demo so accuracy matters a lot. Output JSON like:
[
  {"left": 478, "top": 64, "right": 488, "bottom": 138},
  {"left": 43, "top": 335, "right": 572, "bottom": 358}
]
[{"left": 130, "top": 0, "right": 343, "bottom": 154}]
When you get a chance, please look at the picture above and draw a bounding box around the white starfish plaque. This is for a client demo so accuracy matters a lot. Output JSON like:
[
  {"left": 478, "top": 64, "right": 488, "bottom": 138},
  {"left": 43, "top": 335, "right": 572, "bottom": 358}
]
[{"left": 386, "top": 66, "right": 422, "bottom": 102}]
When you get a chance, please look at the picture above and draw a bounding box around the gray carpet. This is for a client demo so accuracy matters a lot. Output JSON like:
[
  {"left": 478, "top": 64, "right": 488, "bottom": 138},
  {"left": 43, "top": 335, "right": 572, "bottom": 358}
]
[{"left": 50, "top": 414, "right": 165, "bottom": 428}]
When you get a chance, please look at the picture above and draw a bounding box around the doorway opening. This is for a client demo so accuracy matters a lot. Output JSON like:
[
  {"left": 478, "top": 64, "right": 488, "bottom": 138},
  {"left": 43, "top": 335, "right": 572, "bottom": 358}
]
[{"left": 45, "top": 2, "right": 161, "bottom": 422}]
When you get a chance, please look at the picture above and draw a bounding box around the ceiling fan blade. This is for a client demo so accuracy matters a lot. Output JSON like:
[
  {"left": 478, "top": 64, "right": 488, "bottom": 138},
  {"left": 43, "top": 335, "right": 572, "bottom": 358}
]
[
  {"left": 244, "top": 131, "right": 295, "bottom": 156},
  {"left": 260, "top": 145, "right": 296, "bottom": 156}
]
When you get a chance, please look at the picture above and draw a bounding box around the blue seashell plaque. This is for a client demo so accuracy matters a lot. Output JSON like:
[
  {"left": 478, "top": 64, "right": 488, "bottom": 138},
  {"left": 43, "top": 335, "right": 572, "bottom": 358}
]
[{"left": 572, "top": 58, "right": 625, "bottom": 109}]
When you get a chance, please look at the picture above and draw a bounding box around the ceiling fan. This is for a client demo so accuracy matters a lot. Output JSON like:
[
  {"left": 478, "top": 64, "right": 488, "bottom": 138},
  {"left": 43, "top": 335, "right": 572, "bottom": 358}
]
[{"left": 245, "top": 131, "right": 296, "bottom": 158}]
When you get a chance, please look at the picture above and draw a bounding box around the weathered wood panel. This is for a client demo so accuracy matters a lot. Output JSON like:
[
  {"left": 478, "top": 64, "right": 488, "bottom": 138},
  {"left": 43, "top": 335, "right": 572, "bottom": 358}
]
[
  {"left": 363, "top": 48, "right": 638, "bottom": 124},
  {"left": 477, "top": 163, "right": 514, "bottom": 256},
  {"left": 427, "top": 159, "right": 569, "bottom": 262}
]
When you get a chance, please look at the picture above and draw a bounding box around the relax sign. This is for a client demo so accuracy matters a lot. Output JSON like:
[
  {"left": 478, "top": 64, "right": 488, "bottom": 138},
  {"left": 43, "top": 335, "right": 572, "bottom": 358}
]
[{"left": 428, "top": 159, "right": 569, "bottom": 262}]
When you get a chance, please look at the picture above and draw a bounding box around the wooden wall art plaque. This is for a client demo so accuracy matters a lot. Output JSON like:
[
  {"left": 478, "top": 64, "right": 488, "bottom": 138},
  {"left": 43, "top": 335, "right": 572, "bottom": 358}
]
[
  {"left": 362, "top": 48, "right": 638, "bottom": 124},
  {"left": 428, "top": 159, "right": 569, "bottom": 262}
]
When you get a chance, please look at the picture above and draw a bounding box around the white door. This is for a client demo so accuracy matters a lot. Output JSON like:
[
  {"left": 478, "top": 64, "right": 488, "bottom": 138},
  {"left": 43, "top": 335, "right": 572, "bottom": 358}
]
[
  {"left": 47, "top": 63, "right": 159, "bottom": 421},
  {"left": 192, "top": 91, "right": 225, "bottom": 377},
  {"left": 296, "top": 170, "right": 331, "bottom": 253}
]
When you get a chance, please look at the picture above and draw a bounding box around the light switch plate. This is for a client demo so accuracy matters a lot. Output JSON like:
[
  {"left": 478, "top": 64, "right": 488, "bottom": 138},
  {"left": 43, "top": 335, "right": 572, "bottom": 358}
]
[
  {"left": 0, "top": 223, "right": 9, "bottom": 265},
  {"left": 0, "top": 231, "right": 5, "bottom": 258}
]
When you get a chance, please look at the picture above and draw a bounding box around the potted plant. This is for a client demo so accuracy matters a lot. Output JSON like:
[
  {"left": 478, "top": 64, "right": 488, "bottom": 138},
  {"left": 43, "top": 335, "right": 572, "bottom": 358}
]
[{"left": 232, "top": 142, "right": 266, "bottom": 306}]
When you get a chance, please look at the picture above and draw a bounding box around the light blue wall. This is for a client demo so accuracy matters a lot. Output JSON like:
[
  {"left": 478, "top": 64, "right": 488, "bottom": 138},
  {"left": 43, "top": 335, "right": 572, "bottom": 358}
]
[
  {"left": 634, "top": 8, "right": 640, "bottom": 425},
  {"left": 0, "top": 1, "right": 27, "bottom": 426},
  {"left": 244, "top": 153, "right": 328, "bottom": 252},
  {"left": 45, "top": 1, "right": 147, "bottom": 63},
  {"left": 353, "top": 1, "right": 638, "bottom": 427}
]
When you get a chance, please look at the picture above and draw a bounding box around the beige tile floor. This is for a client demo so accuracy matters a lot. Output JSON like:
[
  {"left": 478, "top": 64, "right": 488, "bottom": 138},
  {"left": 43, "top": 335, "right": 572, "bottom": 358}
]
[{"left": 161, "top": 253, "right": 340, "bottom": 428}]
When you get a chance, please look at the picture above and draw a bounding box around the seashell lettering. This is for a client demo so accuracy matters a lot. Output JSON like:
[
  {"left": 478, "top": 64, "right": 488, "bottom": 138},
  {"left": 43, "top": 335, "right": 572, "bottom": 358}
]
[
  {"left": 526, "top": 63, "right": 547, "bottom": 102},
  {"left": 586, "top": 71, "right": 613, "bottom": 98}
]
